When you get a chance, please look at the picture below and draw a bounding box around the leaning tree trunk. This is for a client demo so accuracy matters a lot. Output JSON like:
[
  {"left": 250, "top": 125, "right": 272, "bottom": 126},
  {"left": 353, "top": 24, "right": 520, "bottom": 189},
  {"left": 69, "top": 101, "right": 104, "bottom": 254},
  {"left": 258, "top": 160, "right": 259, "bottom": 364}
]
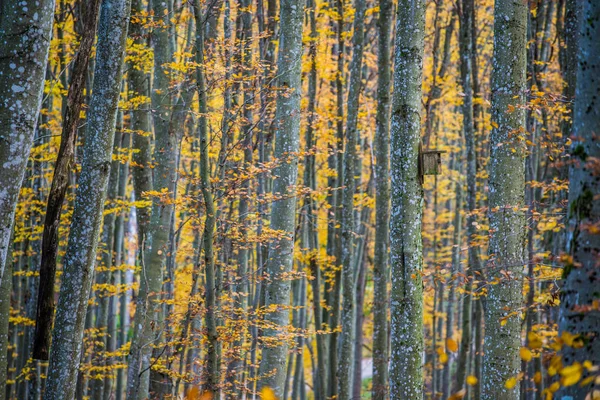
[
  {"left": 0, "top": 0, "right": 54, "bottom": 285},
  {"left": 372, "top": 0, "right": 391, "bottom": 398},
  {"left": 43, "top": 0, "right": 132, "bottom": 398},
  {"left": 482, "top": 0, "right": 527, "bottom": 399},
  {"left": 558, "top": 1, "right": 600, "bottom": 398},
  {"left": 256, "top": 0, "right": 305, "bottom": 395},
  {"left": 389, "top": 0, "right": 426, "bottom": 398}
]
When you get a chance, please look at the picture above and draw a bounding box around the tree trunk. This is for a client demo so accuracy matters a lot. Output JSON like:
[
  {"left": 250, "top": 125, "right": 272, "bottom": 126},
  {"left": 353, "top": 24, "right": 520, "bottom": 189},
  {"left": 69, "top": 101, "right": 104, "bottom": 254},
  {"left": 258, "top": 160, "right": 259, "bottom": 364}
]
[
  {"left": 372, "top": 0, "right": 391, "bottom": 397},
  {"left": 337, "top": 0, "right": 366, "bottom": 395},
  {"left": 43, "top": 0, "right": 131, "bottom": 397},
  {"left": 0, "top": 0, "right": 55, "bottom": 285},
  {"left": 482, "top": 0, "right": 527, "bottom": 398},
  {"left": 257, "top": 0, "right": 305, "bottom": 394},
  {"left": 389, "top": 0, "right": 426, "bottom": 398},
  {"left": 558, "top": 1, "right": 600, "bottom": 398}
]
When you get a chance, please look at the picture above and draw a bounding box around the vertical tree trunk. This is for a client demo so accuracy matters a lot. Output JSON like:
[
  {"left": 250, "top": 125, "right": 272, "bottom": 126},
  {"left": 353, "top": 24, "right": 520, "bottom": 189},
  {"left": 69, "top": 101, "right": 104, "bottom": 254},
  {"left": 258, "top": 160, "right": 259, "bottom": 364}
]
[
  {"left": 33, "top": 0, "right": 102, "bottom": 362},
  {"left": 482, "top": 0, "right": 527, "bottom": 398},
  {"left": 455, "top": 0, "right": 477, "bottom": 392},
  {"left": 0, "top": 0, "right": 55, "bottom": 285},
  {"left": 304, "top": 0, "right": 326, "bottom": 395},
  {"left": 0, "top": 231, "right": 13, "bottom": 400},
  {"left": 43, "top": 0, "right": 132, "bottom": 397},
  {"left": 371, "top": 0, "right": 391, "bottom": 397},
  {"left": 337, "top": 0, "right": 366, "bottom": 395},
  {"left": 257, "top": 0, "right": 305, "bottom": 394},
  {"left": 193, "top": 0, "right": 219, "bottom": 392},
  {"left": 389, "top": 0, "right": 426, "bottom": 398},
  {"left": 558, "top": 1, "right": 600, "bottom": 398}
]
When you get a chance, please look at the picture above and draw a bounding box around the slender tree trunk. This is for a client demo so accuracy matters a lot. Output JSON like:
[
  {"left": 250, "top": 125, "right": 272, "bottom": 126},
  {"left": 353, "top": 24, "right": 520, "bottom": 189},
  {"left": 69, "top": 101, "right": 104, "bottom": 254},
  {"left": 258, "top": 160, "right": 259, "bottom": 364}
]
[
  {"left": 558, "top": 1, "right": 600, "bottom": 398},
  {"left": 455, "top": 0, "right": 477, "bottom": 392},
  {"left": 372, "top": 0, "right": 391, "bottom": 397},
  {"left": 0, "top": 231, "right": 13, "bottom": 400},
  {"left": 257, "top": 0, "right": 305, "bottom": 394},
  {"left": 0, "top": 0, "right": 55, "bottom": 285},
  {"left": 389, "top": 0, "right": 426, "bottom": 398},
  {"left": 193, "top": 1, "right": 219, "bottom": 392},
  {"left": 482, "top": 0, "right": 527, "bottom": 398},
  {"left": 304, "top": 1, "right": 326, "bottom": 395},
  {"left": 43, "top": 0, "right": 132, "bottom": 397},
  {"left": 337, "top": 0, "right": 366, "bottom": 395}
]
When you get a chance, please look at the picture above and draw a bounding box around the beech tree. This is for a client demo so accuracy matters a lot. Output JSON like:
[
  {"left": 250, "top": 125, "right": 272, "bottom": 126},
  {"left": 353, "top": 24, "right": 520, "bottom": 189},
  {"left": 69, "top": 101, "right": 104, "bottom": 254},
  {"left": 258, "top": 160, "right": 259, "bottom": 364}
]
[
  {"left": 43, "top": 0, "right": 131, "bottom": 398},
  {"left": 482, "top": 0, "right": 527, "bottom": 398},
  {"left": 389, "top": 0, "right": 426, "bottom": 398},
  {"left": 0, "top": 0, "right": 55, "bottom": 285}
]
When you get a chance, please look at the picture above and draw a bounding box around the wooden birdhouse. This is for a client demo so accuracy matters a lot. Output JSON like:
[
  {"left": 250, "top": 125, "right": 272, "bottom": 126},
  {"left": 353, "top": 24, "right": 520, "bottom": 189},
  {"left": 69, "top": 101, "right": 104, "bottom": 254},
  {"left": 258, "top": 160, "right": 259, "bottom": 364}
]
[{"left": 418, "top": 143, "right": 445, "bottom": 182}]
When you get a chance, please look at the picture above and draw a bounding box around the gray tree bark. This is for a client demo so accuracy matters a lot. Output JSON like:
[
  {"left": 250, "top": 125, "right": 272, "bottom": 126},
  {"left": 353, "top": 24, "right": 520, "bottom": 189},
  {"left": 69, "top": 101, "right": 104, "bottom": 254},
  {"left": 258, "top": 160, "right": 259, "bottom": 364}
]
[
  {"left": 257, "top": 0, "right": 305, "bottom": 394},
  {"left": 482, "top": 0, "right": 527, "bottom": 398},
  {"left": 371, "top": 0, "right": 391, "bottom": 398},
  {"left": 0, "top": 0, "right": 55, "bottom": 286},
  {"left": 558, "top": 1, "right": 600, "bottom": 398},
  {"left": 43, "top": 0, "right": 132, "bottom": 398},
  {"left": 389, "top": 0, "right": 426, "bottom": 398},
  {"left": 337, "top": 0, "right": 366, "bottom": 396}
]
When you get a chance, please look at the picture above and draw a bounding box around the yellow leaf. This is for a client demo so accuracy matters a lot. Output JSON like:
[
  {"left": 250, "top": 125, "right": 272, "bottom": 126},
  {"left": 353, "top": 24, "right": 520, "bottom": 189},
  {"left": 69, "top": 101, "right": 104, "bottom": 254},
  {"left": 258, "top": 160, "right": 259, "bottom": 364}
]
[
  {"left": 533, "top": 372, "right": 542, "bottom": 384},
  {"left": 261, "top": 387, "right": 279, "bottom": 400},
  {"left": 185, "top": 387, "right": 212, "bottom": 400},
  {"left": 439, "top": 352, "right": 449, "bottom": 364},
  {"left": 466, "top": 375, "right": 478, "bottom": 386},
  {"left": 560, "top": 362, "right": 583, "bottom": 387},
  {"left": 520, "top": 347, "right": 532, "bottom": 362},
  {"left": 505, "top": 377, "right": 517, "bottom": 389},
  {"left": 491, "top": 121, "right": 499, "bottom": 129},
  {"left": 528, "top": 331, "right": 543, "bottom": 349},
  {"left": 447, "top": 338, "right": 458, "bottom": 353}
]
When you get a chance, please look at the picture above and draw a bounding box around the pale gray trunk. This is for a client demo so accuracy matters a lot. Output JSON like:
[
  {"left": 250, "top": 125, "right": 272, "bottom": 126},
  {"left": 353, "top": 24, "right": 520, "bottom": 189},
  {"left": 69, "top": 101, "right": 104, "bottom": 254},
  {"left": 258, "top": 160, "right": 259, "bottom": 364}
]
[
  {"left": 482, "top": 0, "right": 527, "bottom": 398},
  {"left": 0, "top": 0, "right": 55, "bottom": 285},
  {"left": 558, "top": 1, "right": 600, "bottom": 398},
  {"left": 389, "top": 0, "right": 426, "bottom": 398},
  {"left": 43, "top": 0, "right": 131, "bottom": 397},
  {"left": 257, "top": 0, "right": 305, "bottom": 394}
]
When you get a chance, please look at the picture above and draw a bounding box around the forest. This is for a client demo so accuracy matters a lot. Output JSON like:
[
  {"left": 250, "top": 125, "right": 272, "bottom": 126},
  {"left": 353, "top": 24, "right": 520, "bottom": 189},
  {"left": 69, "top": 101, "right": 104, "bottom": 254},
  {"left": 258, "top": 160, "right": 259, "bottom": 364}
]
[{"left": 0, "top": 0, "right": 598, "bottom": 398}]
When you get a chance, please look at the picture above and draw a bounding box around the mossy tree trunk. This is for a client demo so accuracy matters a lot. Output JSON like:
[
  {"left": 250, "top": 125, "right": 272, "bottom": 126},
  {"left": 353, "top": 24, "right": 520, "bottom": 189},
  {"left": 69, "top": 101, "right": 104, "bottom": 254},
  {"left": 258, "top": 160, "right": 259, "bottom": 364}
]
[
  {"left": 389, "top": 0, "right": 426, "bottom": 398},
  {"left": 257, "top": 0, "right": 305, "bottom": 395},
  {"left": 43, "top": 0, "right": 131, "bottom": 397},
  {"left": 558, "top": 1, "right": 600, "bottom": 398},
  {"left": 482, "top": 0, "right": 527, "bottom": 398}
]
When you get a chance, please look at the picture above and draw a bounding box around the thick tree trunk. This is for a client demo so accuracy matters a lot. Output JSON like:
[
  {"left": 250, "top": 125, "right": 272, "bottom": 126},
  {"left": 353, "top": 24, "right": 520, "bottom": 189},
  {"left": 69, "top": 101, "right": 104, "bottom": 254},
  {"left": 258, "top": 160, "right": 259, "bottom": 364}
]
[
  {"left": 389, "top": 0, "right": 426, "bottom": 398},
  {"left": 482, "top": 0, "right": 527, "bottom": 398},
  {"left": 33, "top": 0, "right": 102, "bottom": 362},
  {"left": 558, "top": 1, "right": 600, "bottom": 398},
  {"left": 0, "top": 0, "right": 55, "bottom": 285},
  {"left": 257, "top": 0, "right": 305, "bottom": 394},
  {"left": 43, "top": 0, "right": 132, "bottom": 398}
]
